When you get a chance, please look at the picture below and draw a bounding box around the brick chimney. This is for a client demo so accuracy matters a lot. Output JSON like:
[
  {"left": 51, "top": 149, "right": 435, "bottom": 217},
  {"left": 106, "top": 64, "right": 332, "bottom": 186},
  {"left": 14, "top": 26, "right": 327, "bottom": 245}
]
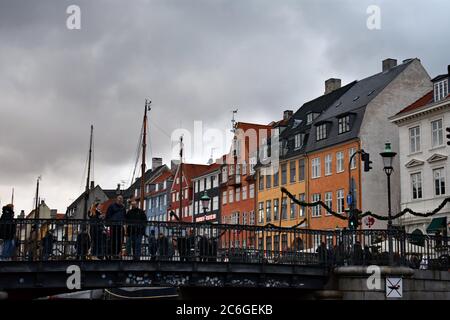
[
  {"left": 325, "top": 78, "right": 341, "bottom": 94},
  {"left": 382, "top": 58, "right": 397, "bottom": 72},
  {"left": 283, "top": 110, "right": 293, "bottom": 121},
  {"left": 152, "top": 157, "right": 163, "bottom": 170}
]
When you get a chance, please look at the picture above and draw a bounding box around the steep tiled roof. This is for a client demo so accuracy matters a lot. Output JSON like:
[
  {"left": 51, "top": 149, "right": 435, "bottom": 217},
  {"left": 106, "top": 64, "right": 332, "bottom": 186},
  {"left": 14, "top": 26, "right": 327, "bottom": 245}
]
[
  {"left": 192, "top": 163, "right": 221, "bottom": 180},
  {"left": 305, "top": 59, "right": 414, "bottom": 153}
]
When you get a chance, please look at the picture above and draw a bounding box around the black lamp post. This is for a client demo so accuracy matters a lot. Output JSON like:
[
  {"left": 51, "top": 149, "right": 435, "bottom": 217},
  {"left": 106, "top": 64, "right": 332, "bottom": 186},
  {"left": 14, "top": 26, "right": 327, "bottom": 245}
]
[
  {"left": 200, "top": 191, "right": 211, "bottom": 218},
  {"left": 380, "top": 142, "right": 397, "bottom": 265}
]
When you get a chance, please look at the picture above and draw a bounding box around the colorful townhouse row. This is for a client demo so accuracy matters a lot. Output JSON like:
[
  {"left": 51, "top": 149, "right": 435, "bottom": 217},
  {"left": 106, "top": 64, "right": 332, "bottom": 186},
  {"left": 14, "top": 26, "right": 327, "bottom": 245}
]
[{"left": 67, "top": 59, "right": 449, "bottom": 242}]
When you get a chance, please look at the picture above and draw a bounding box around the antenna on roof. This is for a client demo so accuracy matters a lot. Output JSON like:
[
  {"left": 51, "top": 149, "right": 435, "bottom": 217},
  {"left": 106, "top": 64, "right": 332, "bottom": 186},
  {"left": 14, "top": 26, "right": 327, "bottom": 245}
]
[{"left": 231, "top": 109, "right": 238, "bottom": 133}]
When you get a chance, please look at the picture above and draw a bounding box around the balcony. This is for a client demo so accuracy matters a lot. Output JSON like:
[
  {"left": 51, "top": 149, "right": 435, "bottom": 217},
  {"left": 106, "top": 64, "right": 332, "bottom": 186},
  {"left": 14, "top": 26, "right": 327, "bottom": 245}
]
[{"left": 227, "top": 174, "right": 242, "bottom": 187}]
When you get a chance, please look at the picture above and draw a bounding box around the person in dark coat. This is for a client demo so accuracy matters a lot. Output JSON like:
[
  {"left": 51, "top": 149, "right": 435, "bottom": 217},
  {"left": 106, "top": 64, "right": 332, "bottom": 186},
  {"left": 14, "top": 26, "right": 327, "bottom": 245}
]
[
  {"left": 0, "top": 204, "right": 17, "bottom": 260},
  {"left": 89, "top": 203, "right": 106, "bottom": 259},
  {"left": 126, "top": 200, "right": 147, "bottom": 260},
  {"left": 148, "top": 229, "right": 157, "bottom": 261},
  {"left": 157, "top": 232, "right": 170, "bottom": 260},
  {"left": 316, "top": 242, "right": 327, "bottom": 265},
  {"left": 75, "top": 230, "right": 91, "bottom": 260},
  {"left": 105, "top": 195, "right": 126, "bottom": 258},
  {"left": 42, "top": 230, "right": 55, "bottom": 261}
]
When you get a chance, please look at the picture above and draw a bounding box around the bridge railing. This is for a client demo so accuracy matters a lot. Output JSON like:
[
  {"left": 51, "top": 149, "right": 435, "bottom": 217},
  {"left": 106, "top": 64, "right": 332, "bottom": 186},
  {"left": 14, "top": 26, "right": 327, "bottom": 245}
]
[{"left": 0, "top": 219, "right": 448, "bottom": 269}]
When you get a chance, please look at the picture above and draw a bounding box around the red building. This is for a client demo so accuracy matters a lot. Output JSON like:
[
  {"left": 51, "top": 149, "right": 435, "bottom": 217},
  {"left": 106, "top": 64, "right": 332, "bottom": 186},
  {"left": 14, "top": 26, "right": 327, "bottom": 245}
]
[
  {"left": 220, "top": 122, "right": 272, "bottom": 248},
  {"left": 169, "top": 163, "right": 210, "bottom": 222}
]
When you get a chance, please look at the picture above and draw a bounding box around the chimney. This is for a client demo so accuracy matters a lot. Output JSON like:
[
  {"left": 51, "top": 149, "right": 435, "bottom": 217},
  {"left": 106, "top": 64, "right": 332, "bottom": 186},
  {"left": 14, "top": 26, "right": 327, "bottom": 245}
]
[
  {"left": 382, "top": 58, "right": 397, "bottom": 72},
  {"left": 283, "top": 110, "right": 293, "bottom": 121},
  {"left": 19, "top": 210, "right": 25, "bottom": 219},
  {"left": 116, "top": 183, "right": 121, "bottom": 195},
  {"left": 152, "top": 157, "right": 163, "bottom": 170},
  {"left": 90, "top": 181, "right": 95, "bottom": 190},
  {"left": 324, "top": 78, "right": 341, "bottom": 94},
  {"left": 50, "top": 209, "right": 57, "bottom": 219}
]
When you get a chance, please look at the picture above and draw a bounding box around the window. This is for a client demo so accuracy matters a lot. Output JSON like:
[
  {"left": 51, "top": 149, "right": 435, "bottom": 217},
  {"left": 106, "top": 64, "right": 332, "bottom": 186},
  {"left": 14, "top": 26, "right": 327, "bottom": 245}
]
[
  {"left": 249, "top": 157, "right": 256, "bottom": 175},
  {"left": 336, "top": 151, "right": 344, "bottom": 173},
  {"left": 281, "top": 197, "right": 288, "bottom": 220},
  {"left": 281, "top": 163, "right": 287, "bottom": 185},
  {"left": 228, "top": 189, "right": 234, "bottom": 203},
  {"left": 431, "top": 119, "right": 443, "bottom": 148},
  {"left": 249, "top": 184, "right": 255, "bottom": 198},
  {"left": 266, "top": 236, "right": 272, "bottom": 252},
  {"left": 434, "top": 79, "right": 449, "bottom": 102},
  {"left": 229, "top": 164, "right": 234, "bottom": 175},
  {"left": 325, "top": 154, "right": 332, "bottom": 175},
  {"left": 298, "top": 159, "right": 305, "bottom": 181},
  {"left": 312, "top": 157, "right": 321, "bottom": 178},
  {"left": 222, "top": 191, "right": 227, "bottom": 204},
  {"left": 273, "top": 167, "right": 279, "bottom": 187},
  {"left": 290, "top": 199, "right": 296, "bottom": 219},
  {"left": 281, "top": 234, "right": 288, "bottom": 251},
  {"left": 273, "top": 199, "right": 279, "bottom": 220},
  {"left": 338, "top": 115, "right": 351, "bottom": 134},
  {"left": 242, "top": 160, "right": 247, "bottom": 175},
  {"left": 325, "top": 192, "right": 332, "bottom": 216},
  {"left": 299, "top": 193, "right": 305, "bottom": 217},
  {"left": 433, "top": 168, "right": 446, "bottom": 196},
  {"left": 242, "top": 185, "right": 248, "bottom": 200},
  {"left": 259, "top": 171, "right": 264, "bottom": 191},
  {"left": 236, "top": 187, "right": 241, "bottom": 202},
  {"left": 265, "top": 200, "right": 272, "bottom": 222},
  {"left": 258, "top": 202, "right": 264, "bottom": 223},
  {"left": 409, "top": 126, "right": 421, "bottom": 153},
  {"left": 306, "top": 113, "right": 313, "bottom": 124},
  {"left": 249, "top": 211, "right": 255, "bottom": 225},
  {"left": 295, "top": 133, "right": 304, "bottom": 149},
  {"left": 199, "top": 179, "right": 204, "bottom": 192},
  {"left": 337, "top": 189, "right": 345, "bottom": 214},
  {"left": 349, "top": 148, "right": 356, "bottom": 169},
  {"left": 312, "top": 194, "right": 321, "bottom": 217},
  {"left": 222, "top": 166, "right": 228, "bottom": 182},
  {"left": 316, "top": 124, "right": 327, "bottom": 141},
  {"left": 266, "top": 169, "right": 272, "bottom": 189},
  {"left": 273, "top": 235, "right": 280, "bottom": 252},
  {"left": 206, "top": 177, "right": 211, "bottom": 190},
  {"left": 411, "top": 172, "right": 423, "bottom": 200},
  {"left": 290, "top": 160, "right": 296, "bottom": 183},
  {"left": 213, "top": 196, "right": 219, "bottom": 210}
]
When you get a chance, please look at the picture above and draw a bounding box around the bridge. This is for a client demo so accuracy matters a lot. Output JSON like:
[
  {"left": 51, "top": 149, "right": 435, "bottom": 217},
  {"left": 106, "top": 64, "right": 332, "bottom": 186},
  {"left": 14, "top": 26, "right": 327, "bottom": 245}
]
[{"left": 0, "top": 219, "right": 449, "bottom": 298}]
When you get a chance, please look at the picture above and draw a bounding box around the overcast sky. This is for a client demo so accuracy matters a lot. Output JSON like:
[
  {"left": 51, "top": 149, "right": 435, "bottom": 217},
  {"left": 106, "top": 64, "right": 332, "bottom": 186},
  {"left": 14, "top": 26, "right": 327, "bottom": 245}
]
[{"left": 0, "top": 0, "right": 449, "bottom": 214}]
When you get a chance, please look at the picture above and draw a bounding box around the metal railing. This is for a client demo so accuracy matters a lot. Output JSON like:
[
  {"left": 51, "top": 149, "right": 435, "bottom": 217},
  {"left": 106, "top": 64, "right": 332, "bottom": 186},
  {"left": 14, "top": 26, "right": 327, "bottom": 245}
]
[{"left": 0, "top": 219, "right": 448, "bottom": 270}]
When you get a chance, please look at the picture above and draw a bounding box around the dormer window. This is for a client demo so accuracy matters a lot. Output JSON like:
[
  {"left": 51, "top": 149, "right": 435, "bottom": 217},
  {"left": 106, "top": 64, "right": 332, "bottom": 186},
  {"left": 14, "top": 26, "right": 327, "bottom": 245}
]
[
  {"left": 338, "top": 115, "right": 351, "bottom": 134},
  {"left": 316, "top": 124, "right": 327, "bottom": 141},
  {"left": 306, "top": 113, "right": 313, "bottom": 124},
  {"left": 434, "top": 79, "right": 448, "bottom": 102},
  {"left": 294, "top": 133, "right": 304, "bottom": 149}
]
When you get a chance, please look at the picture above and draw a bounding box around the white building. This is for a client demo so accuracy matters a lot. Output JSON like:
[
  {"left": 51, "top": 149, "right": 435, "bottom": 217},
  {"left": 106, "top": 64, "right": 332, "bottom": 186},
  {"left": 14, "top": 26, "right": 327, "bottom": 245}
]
[{"left": 391, "top": 65, "right": 450, "bottom": 236}]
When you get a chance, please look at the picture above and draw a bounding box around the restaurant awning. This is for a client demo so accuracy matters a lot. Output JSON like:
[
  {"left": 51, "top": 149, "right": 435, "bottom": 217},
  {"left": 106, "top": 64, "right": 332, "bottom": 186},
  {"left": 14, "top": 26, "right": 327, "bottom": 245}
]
[{"left": 426, "top": 217, "right": 447, "bottom": 233}]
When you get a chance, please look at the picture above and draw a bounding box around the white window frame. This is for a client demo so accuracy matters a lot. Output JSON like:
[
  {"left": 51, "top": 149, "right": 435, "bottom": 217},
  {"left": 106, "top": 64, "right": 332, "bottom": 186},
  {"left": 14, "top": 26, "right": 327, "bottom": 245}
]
[
  {"left": 294, "top": 133, "right": 304, "bottom": 149},
  {"left": 236, "top": 187, "right": 241, "bottom": 202},
  {"left": 316, "top": 124, "right": 327, "bottom": 141},
  {"left": 434, "top": 79, "right": 449, "bottom": 102},
  {"left": 324, "top": 192, "right": 332, "bottom": 216},
  {"left": 337, "top": 189, "right": 345, "bottom": 214},
  {"left": 312, "top": 157, "right": 321, "bottom": 178},
  {"left": 325, "top": 154, "right": 332, "bottom": 176},
  {"left": 433, "top": 167, "right": 446, "bottom": 196},
  {"left": 431, "top": 119, "right": 444, "bottom": 148},
  {"left": 349, "top": 148, "right": 357, "bottom": 169},
  {"left": 222, "top": 191, "right": 227, "bottom": 204},
  {"left": 409, "top": 125, "right": 421, "bottom": 154},
  {"left": 312, "top": 194, "right": 321, "bottom": 217},
  {"left": 229, "top": 189, "right": 234, "bottom": 203},
  {"left": 242, "top": 185, "right": 248, "bottom": 200},
  {"left": 411, "top": 172, "right": 423, "bottom": 200},
  {"left": 336, "top": 151, "right": 344, "bottom": 173},
  {"left": 249, "top": 184, "right": 255, "bottom": 199}
]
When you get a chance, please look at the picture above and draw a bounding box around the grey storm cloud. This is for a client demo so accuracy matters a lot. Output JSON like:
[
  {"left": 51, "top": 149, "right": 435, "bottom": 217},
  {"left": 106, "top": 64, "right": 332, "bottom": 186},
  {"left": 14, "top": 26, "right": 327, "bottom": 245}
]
[{"left": 0, "top": 0, "right": 449, "bottom": 213}]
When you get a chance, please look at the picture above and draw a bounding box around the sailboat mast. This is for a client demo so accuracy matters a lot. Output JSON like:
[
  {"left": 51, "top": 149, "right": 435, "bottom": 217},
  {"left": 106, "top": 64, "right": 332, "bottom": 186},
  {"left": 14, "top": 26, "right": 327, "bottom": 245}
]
[
  {"left": 11, "top": 188, "right": 14, "bottom": 205},
  {"left": 179, "top": 135, "right": 183, "bottom": 220},
  {"left": 83, "top": 125, "right": 94, "bottom": 221},
  {"left": 140, "top": 100, "right": 151, "bottom": 210},
  {"left": 34, "top": 177, "right": 40, "bottom": 219}
]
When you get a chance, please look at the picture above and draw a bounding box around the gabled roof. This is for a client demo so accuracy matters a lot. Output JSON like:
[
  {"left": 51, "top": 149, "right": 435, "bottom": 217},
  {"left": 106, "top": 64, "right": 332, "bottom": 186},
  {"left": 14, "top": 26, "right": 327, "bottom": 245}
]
[
  {"left": 305, "top": 59, "right": 414, "bottom": 153},
  {"left": 123, "top": 164, "right": 167, "bottom": 198},
  {"left": 278, "top": 81, "right": 356, "bottom": 159},
  {"left": 192, "top": 162, "right": 221, "bottom": 180}
]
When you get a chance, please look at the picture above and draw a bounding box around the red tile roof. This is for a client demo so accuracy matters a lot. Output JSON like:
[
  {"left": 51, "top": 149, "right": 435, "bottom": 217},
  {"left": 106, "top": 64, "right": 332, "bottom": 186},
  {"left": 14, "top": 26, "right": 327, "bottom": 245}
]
[
  {"left": 56, "top": 214, "right": 65, "bottom": 220},
  {"left": 395, "top": 90, "right": 433, "bottom": 115}
]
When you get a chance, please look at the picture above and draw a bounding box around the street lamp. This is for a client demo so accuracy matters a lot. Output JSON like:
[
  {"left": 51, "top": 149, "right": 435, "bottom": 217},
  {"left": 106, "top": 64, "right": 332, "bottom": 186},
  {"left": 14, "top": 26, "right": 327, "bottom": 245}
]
[
  {"left": 380, "top": 142, "right": 397, "bottom": 266},
  {"left": 200, "top": 191, "right": 211, "bottom": 217}
]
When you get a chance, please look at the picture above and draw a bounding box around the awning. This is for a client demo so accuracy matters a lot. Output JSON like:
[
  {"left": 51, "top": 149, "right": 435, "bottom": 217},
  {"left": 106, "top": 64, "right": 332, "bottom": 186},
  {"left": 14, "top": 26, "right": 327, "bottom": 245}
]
[{"left": 426, "top": 217, "right": 447, "bottom": 233}]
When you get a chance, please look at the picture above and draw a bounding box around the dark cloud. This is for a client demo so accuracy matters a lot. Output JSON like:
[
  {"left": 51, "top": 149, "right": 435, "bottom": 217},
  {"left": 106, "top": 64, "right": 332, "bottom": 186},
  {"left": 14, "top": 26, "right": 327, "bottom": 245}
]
[{"left": 0, "top": 0, "right": 449, "bottom": 213}]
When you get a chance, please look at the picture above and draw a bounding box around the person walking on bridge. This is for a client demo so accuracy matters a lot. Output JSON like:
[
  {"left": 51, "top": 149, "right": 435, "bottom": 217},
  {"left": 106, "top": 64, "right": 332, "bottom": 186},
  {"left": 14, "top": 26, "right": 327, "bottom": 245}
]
[
  {"left": 0, "top": 204, "right": 17, "bottom": 261},
  {"left": 126, "top": 200, "right": 147, "bottom": 260},
  {"left": 105, "top": 195, "right": 126, "bottom": 259}
]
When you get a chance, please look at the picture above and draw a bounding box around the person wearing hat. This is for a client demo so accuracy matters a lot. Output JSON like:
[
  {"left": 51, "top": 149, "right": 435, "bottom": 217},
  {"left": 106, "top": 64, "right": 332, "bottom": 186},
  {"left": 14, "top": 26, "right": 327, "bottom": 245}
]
[{"left": 0, "top": 204, "right": 17, "bottom": 260}]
